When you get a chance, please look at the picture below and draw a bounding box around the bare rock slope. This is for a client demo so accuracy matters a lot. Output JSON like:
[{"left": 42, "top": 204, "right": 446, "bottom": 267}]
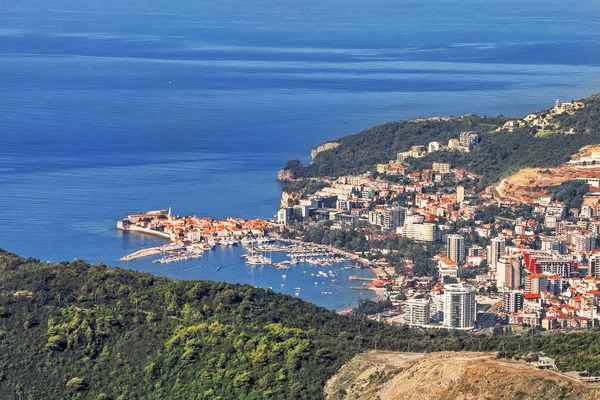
[
  {"left": 311, "top": 142, "right": 340, "bottom": 160},
  {"left": 493, "top": 144, "right": 600, "bottom": 204},
  {"left": 325, "top": 351, "right": 599, "bottom": 400}
]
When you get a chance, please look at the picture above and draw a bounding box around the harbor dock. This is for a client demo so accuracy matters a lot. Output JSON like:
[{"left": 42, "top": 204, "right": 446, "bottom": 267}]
[
  {"left": 348, "top": 276, "right": 377, "bottom": 281},
  {"left": 120, "top": 247, "right": 162, "bottom": 261}
]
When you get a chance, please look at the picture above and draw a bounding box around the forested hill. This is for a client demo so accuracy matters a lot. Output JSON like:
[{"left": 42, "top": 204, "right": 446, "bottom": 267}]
[
  {"left": 3, "top": 250, "right": 600, "bottom": 399},
  {"left": 281, "top": 93, "right": 600, "bottom": 185}
]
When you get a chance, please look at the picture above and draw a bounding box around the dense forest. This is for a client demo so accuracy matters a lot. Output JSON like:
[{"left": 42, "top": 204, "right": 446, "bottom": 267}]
[
  {"left": 281, "top": 179, "right": 329, "bottom": 195},
  {"left": 281, "top": 94, "right": 600, "bottom": 185},
  {"left": 3, "top": 250, "right": 600, "bottom": 399},
  {"left": 548, "top": 180, "right": 591, "bottom": 209},
  {"left": 281, "top": 115, "right": 503, "bottom": 180}
]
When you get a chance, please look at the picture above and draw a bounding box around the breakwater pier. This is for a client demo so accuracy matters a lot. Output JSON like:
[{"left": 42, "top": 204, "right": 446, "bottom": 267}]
[{"left": 120, "top": 247, "right": 162, "bottom": 261}]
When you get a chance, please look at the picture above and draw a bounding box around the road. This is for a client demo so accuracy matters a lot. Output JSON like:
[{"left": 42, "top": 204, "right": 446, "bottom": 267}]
[{"left": 476, "top": 300, "right": 503, "bottom": 333}]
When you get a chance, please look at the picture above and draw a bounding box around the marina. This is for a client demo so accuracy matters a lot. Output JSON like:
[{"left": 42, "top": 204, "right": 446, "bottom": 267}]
[
  {"left": 114, "top": 210, "right": 384, "bottom": 310},
  {"left": 122, "top": 239, "right": 377, "bottom": 310},
  {"left": 241, "top": 241, "right": 348, "bottom": 268}
]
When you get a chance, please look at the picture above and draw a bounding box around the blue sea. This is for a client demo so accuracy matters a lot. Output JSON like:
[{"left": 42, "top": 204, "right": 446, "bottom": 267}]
[{"left": 1, "top": 0, "right": 600, "bottom": 309}]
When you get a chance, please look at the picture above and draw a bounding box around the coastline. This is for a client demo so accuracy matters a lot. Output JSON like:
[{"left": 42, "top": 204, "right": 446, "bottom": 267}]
[
  {"left": 120, "top": 246, "right": 163, "bottom": 262},
  {"left": 275, "top": 237, "right": 388, "bottom": 280},
  {"left": 117, "top": 225, "right": 387, "bottom": 288},
  {"left": 117, "top": 224, "right": 174, "bottom": 241}
]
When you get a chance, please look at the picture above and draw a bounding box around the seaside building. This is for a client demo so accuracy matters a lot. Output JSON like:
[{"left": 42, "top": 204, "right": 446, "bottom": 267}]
[
  {"left": 446, "top": 234, "right": 465, "bottom": 264},
  {"left": 402, "top": 214, "right": 436, "bottom": 242},
  {"left": 336, "top": 199, "right": 351, "bottom": 211},
  {"left": 409, "top": 145, "right": 426, "bottom": 158},
  {"left": 437, "top": 255, "right": 459, "bottom": 279},
  {"left": 443, "top": 283, "right": 477, "bottom": 330},
  {"left": 528, "top": 256, "right": 577, "bottom": 278},
  {"left": 376, "top": 164, "right": 389, "bottom": 174},
  {"left": 447, "top": 138, "right": 461, "bottom": 150},
  {"left": 368, "top": 209, "right": 385, "bottom": 227},
  {"left": 404, "top": 299, "right": 431, "bottom": 326},
  {"left": 277, "top": 208, "right": 293, "bottom": 225},
  {"left": 404, "top": 222, "right": 436, "bottom": 242}
]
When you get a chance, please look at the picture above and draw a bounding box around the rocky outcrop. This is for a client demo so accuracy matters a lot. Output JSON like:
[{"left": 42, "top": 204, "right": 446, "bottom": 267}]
[
  {"left": 311, "top": 142, "right": 340, "bottom": 160},
  {"left": 277, "top": 168, "right": 296, "bottom": 182},
  {"left": 280, "top": 190, "right": 302, "bottom": 208},
  {"left": 325, "top": 351, "right": 597, "bottom": 400}
]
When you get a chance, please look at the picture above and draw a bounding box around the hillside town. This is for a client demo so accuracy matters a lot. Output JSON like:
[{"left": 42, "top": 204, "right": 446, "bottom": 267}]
[
  {"left": 499, "top": 99, "right": 585, "bottom": 132},
  {"left": 277, "top": 128, "right": 600, "bottom": 333}
]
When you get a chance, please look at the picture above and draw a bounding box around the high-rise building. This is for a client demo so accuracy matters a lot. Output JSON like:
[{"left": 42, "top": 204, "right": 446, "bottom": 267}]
[
  {"left": 540, "top": 236, "right": 567, "bottom": 255},
  {"left": 547, "top": 275, "right": 563, "bottom": 295},
  {"left": 446, "top": 234, "right": 465, "bottom": 264},
  {"left": 575, "top": 233, "right": 597, "bottom": 252},
  {"left": 496, "top": 256, "right": 522, "bottom": 290},
  {"left": 277, "top": 208, "right": 292, "bottom": 225},
  {"left": 404, "top": 299, "right": 431, "bottom": 326},
  {"left": 418, "top": 223, "right": 436, "bottom": 242},
  {"left": 468, "top": 245, "right": 484, "bottom": 257},
  {"left": 443, "top": 283, "right": 477, "bottom": 330},
  {"left": 502, "top": 290, "right": 523, "bottom": 314},
  {"left": 383, "top": 206, "right": 404, "bottom": 231},
  {"left": 456, "top": 185, "right": 465, "bottom": 203},
  {"left": 421, "top": 169, "right": 433, "bottom": 183},
  {"left": 487, "top": 237, "right": 506, "bottom": 269},
  {"left": 403, "top": 215, "right": 436, "bottom": 242},
  {"left": 368, "top": 209, "right": 385, "bottom": 227},
  {"left": 525, "top": 274, "right": 549, "bottom": 294},
  {"left": 589, "top": 254, "right": 600, "bottom": 277}
]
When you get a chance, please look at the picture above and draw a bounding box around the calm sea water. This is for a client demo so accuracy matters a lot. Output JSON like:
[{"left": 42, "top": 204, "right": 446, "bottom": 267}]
[{"left": 1, "top": 0, "right": 600, "bottom": 309}]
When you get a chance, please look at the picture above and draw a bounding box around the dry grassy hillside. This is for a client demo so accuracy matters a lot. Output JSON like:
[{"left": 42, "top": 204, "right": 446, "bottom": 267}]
[
  {"left": 493, "top": 144, "right": 600, "bottom": 204},
  {"left": 325, "top": 351, "right": 599, "bottom": 400}
]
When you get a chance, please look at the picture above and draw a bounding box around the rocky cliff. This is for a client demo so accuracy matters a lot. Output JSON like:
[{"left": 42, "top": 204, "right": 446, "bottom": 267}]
[
  {"left": 325, "top": 351, "right": 598, "bottom": 400},
  {"left": 280, "top": 190, "right": 301, "bottom": 208},
  {"left": 277, "top": 168, "right": 296, "bottom": 182},
  {"left": 311, "top": 141, "right": 341, "bottom": 160}
]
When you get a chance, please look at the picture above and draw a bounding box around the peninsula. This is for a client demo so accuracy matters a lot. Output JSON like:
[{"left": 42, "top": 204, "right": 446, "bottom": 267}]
[{"left": 117, "top": 209, "right": 277, "bottom": 262}]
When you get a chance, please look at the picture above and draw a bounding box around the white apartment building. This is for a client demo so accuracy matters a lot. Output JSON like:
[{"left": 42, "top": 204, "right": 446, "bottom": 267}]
[
  {"left": 443, "top": 283, "right": 477, "bottom": 330},
  {"left": 404, "top": 299, "right": 431, "bottom": 326}
]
